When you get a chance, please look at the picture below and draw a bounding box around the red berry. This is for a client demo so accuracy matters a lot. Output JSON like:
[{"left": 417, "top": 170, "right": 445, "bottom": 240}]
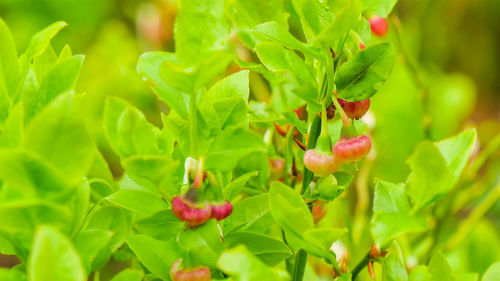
[
  {"left": 170, "top": 259, "right": 211, "bottom": 281},
  {"left": 312, "top": 201, "right": 327, "bottom": 224},
  {"left": 211, "top": 201, "right": 233, "bottom": 221},
  {"left": 304, "top": 149, "right": 343, "bottom": 177},
  {"left": 369, "top": 16, "right": 389, "bottom": 37},
  {"left": 338, "top": 98, "right": 370, "bottom": 120},
  {"left": 172, "top": 196, "right": 212, "bottom": 227},
  {"left": 333, "top": 135, "right": 372, "bottom": 162},
  {"left": 269, "top": 158, "right": 285, "bottom": 181}
]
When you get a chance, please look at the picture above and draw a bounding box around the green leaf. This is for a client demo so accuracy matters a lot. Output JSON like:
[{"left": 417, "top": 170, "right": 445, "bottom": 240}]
[
  {"left": 427, "top": 252, "right": 454, "bottom": 281},
  {"left": 362, "top": 0, "right": 398, "bottom": 17},
  {"left": 255, "top": 42, "right": 316, "bottom": 86},
  {"left": 23, "top": 22, "right": 67, "bottom": 61},
  {"left": 313, "top": 0, "right": 362, "bottom": 48},
  {"left": 253, "top": 21, "right": 319, "bottom": 57},
  {"left": 225, "top": 232, "right": 292, "bottom": 266},
  {"left": 137, "top": 52, "right": 189, "bottom": 118},
  {"left": 223, "top": 194, "right": 274, "bottom": 235},
  {"left": 205, "top": 127, "right": 266, "bottom": 172},
  {"left": 104, "top": 97, "right": 163, "bottom": 159},
  {"left": 200, "top": 70, "right": 250, "bottom": 132},
  {"left": 105, "top": 190, "right": 168, "bottom": 215},
  {"left": 217, "top": 245, "right": 289, "bottom": 281},
  {"left": 228, "top": 0, "right": 288, "bottom": 48},
  {"left": 303, "top": 228, "right": 347, "bottom": 250},
  {"left": 371, "top": 181, "right": 426, "bottom": 245},
  {"left": 482, "top": 262, "right": 500, "bottom": 281},
  {"left": 86, "top": 206, "right": 132, "bottom": 252},
  {"left": 110, "top": 269, "right": 144, "bottom": 281},
  {"left": 126, "top": 234, "right": 180, "bottom": 281},
  {"left": 407, "top": 141, "right": 454, "bottom": 209},
  {"left": 25, "top": 55, "right": 84, "bottom": 119},
  {"left": 178, "top": 220, "right": 224, "bottom": 267},
  {"left": 74, "top": 230, "right": 112, "bottom": 274},
  {"left": 0, "top": 18, "right": 20, "bottom": 97},
  {"left": 269, "top": 181, "right": 313, "bottom": 235},
  {"left": 0, "top": 104, "right": 24, "bottom": 147},
  {"left": 135, "top": 210, "right": 184, "bottom": 241},
  {"left": 0, "top": 268, "right": 26, "bottom": 281},
  {"left": 0, "top": 149, "right": 71, "bottom": 197},
  {"left": 224, "top": 171, "right": 259, "bottom": 201},
  {"left": 25, "top": 94, "right": 93, "bottom": 185},
  {"left": 28, "top": 226, "right": 85, "bottom": 281},
  {"left": 122, "top": 156, "right": 178, "bottom": 192},
  {"left": 174, "top": 0, "right": 230, "bottom": 63},
  {"left": 0, "top": 199, "right": 71, "bottom": 235},
  {"left": 435, "top": 129, "right": 476, "bottom": 184},
  {"left": 383, "top": 241, "right": 408, "bottom": 281},
  {"left": 290, "top": 0, "right": 333, "bottom": 41},
  {"left": 335, "top": 42, "right": 396, "bottom": 101},
  {"left": 282, "top": 111, "right": 308, "bottom": 135}
]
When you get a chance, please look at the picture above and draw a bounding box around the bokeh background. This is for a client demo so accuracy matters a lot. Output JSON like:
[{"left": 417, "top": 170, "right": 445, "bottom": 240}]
[{"left": 1, "top": 0, "right": 499, "bottom": 279}]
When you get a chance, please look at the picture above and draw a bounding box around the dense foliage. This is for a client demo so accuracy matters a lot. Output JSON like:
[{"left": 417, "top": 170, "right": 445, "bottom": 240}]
[{"left": 0, "top": 0, "right": 499, "bottom": 281}]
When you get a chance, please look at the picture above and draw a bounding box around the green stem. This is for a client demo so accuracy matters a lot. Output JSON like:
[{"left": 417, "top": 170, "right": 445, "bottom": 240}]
[
  {"left": 293, "top": 249, "right": 308, "bottom": 281},
  {"left": 190, "top": 91, "right": 199, "bottom": 158},
  {"left": 351, "top": 243, "right": 390, "bottom": 280},
  {"left": 331, "top": 95, "right": 349, "bottom": 125}
]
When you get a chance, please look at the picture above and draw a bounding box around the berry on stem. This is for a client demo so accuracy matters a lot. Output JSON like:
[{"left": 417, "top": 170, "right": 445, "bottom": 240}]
[
  {"left": 338, "top": 98, "right": 370, "bottom": 120},
  {"left": 170, "top": 259, "right": 211, "bottom": 281},
  {"left": 304, "top": 149, "right": 342, "bottom": 177},
  {"left": 369, "top": 16, "right": 389, "bottom": 37},
  {"left": 210, "top": 201, "right": 233, "bottom": 221},
  {"left": 305, "top": 104, "right": 343, "bottom": 177},
  {"left": 333, "top": 135, "right": 372, "bottom": 163},
  {"left": 172, "top": 195, "right": 212, "bottom": 227}
]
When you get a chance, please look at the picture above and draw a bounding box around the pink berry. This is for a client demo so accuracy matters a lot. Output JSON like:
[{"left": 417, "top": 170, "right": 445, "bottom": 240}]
[
  {"left": 170, "top": 259, "right": 211, "bottom": 281},
  {"left": 369, "top": 16, "right": 389, "bottom": 37},
  {"left": 333, "top": 135, "right": 372, "bottom": 162},
  {"left": 171, "top": 196, "right": 212, "bottom": 227},
  {"left": 338, "top": 98, "right": 370, "bottom": 120},
  {"left": 303, "top": 149, "right": 343, "bottom": 177},
  {"left": 210, "top": 201, "right": 233, "bottom": 221}
]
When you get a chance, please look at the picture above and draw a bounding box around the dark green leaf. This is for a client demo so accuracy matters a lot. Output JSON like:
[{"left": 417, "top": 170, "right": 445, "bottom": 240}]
[
  {"left": 225, "top": 232, "right": 292, "bottom": 266},
  {"left": 335, "top": 43, "right": 396, "bottom": 101}
]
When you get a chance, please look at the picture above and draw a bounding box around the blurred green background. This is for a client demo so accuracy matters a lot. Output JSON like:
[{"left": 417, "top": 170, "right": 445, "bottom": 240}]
[{"left": 1, "top": 0, "right": 499, "bottom": 279}]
